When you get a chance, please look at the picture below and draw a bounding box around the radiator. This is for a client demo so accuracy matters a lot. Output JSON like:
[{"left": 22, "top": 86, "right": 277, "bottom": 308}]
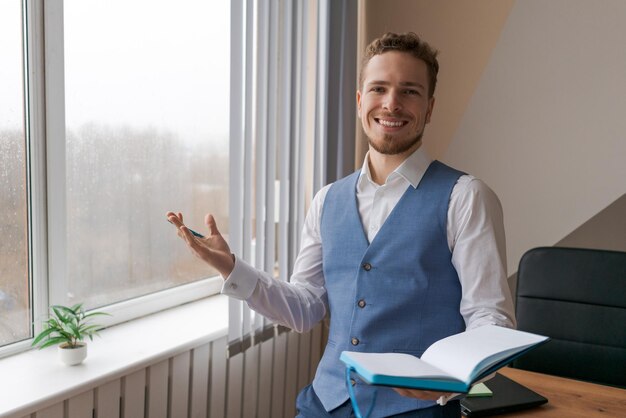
[{"left": 22, "top": 324, "right": 325, "bottom": 418}]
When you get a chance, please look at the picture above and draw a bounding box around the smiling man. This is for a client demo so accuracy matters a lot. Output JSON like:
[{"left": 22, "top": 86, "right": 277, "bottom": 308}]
[
  {"left": 167, "top": 32, "right": 515, "bottom": 418},
  {"left": 357, "top": 46, "right": 436, "bottom": 185},
  {"left": 359, "top": 51, "right": 433, "bottom": 153}
]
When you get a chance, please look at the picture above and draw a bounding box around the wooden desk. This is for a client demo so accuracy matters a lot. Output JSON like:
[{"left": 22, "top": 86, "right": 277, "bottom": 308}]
[{"left": 492, "top": 367, "right": 626, "bottom": 417}]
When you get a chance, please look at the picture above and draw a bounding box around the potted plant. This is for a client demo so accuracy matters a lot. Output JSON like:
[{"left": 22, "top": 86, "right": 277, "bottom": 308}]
[{"left": 32, "top": 303, "right": 110, "bottom": 365}]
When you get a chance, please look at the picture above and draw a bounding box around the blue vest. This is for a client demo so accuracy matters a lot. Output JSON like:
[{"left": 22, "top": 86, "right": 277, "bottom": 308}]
[{"left": 313, "top": 160, "right": 466, "bottom": 417}]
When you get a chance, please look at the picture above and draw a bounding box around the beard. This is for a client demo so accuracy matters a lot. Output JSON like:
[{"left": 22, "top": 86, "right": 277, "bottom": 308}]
[{"left": 368, "top": 131, "right": 423, "bottom": 155}]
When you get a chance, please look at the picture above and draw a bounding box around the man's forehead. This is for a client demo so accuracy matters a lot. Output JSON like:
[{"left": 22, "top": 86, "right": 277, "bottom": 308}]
[
  {"left": 362, "top": 51, "right": 429, "bottom": 83},
  {"left": 365, "top": 80, "right": 426, "bottom": 88}
]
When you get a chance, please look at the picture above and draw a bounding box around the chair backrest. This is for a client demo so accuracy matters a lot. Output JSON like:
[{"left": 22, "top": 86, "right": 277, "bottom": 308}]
[{"left": 512, "top": 247, "right": 626, "bottom": 388}]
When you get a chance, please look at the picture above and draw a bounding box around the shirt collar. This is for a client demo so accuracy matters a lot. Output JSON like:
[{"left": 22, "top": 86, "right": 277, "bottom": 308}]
[{"left": 359, "top": 147, "right": 433, "bottom": 189}]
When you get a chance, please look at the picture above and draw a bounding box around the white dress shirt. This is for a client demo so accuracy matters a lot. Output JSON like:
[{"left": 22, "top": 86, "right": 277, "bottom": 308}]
[{"left": 222, "top": 147, "right": 516, "bottom": 333}]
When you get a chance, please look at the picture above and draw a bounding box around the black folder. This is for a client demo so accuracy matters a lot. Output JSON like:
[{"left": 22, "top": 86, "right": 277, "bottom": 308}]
[{"left": 461, "top": 373, "right": 548, "bottom": 417}]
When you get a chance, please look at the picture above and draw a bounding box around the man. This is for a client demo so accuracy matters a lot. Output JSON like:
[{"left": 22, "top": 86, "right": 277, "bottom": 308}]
[{"left": 167, "top": 32, "right": 515, "bottom": 418}]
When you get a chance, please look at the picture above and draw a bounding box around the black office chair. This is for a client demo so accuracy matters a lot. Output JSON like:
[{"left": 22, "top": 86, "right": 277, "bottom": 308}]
[{"left": 512, "top": 247, "right": 626, "bottom": 388}]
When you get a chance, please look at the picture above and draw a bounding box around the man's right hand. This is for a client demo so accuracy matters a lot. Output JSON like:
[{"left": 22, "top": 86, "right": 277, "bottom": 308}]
[{"left": 166, "top": 211, "right": 235, "bottom": 279}]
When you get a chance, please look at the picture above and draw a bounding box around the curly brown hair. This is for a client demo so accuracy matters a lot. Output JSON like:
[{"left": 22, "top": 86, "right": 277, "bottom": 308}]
[{"left": 360, "top": 32, "right": 439, "bottom": 97}]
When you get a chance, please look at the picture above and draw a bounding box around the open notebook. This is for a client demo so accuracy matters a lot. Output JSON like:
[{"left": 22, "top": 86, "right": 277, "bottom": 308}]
[{"left": 340, "top": 325, "right": 549, "bottom": 393}]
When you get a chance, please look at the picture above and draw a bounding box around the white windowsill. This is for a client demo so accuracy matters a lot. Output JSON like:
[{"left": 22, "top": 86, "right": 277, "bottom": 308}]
[{"left": 0, "top": 295, "right": 229, "bottom": 418}]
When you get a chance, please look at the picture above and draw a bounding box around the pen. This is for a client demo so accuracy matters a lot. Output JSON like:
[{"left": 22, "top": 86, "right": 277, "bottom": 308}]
[
  {"left": 168, "top": 220, "right": 205, "bottom": 238},
  {"left": 187, "top": 228, "right": 205, "bottom": 238}
]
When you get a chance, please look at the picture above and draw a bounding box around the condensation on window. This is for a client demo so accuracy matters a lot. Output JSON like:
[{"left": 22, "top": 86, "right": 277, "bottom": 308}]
[{"left": 63, "top": 0, "right": 230, "bottom": 309}]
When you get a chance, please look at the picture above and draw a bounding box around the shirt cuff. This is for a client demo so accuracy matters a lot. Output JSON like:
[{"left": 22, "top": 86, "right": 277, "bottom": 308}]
[{"left": 220, "top": 256, "right": 259, "bottom": 300}]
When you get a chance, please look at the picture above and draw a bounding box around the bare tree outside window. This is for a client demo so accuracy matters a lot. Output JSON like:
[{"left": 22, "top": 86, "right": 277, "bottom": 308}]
[{"left": 63, "top": 0, "right": 230, "bottom": 309}]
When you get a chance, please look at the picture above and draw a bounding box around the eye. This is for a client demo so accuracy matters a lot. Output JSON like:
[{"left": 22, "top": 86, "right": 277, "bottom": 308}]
[
  {"left": 405, "top": 89, "right": 420, "bottom": 96},
  {"left": 370, "top": 86, "right": 385, "bottom": 93}
]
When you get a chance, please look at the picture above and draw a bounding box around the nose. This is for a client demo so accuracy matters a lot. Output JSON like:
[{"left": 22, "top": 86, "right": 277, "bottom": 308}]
[{"left": 382, "top": 90, "right": 402, "bottom": 112}]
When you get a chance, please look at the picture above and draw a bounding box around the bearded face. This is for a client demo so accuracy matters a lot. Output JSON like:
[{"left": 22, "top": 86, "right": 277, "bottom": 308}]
[{"left": 357, "top": 51, "right": 434, "bottom": 157}]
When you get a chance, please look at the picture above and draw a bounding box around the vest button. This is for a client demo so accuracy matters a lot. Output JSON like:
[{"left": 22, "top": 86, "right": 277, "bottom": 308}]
[
  {"left": 357, "top": 299, "right": 366, "bottom": 308},
  {"left": 362, "top": 263, "right": 372, "bottom": 271},
  {"left": 351, "top": 337, "right": 360, "bottom": 346},
  {"left": 350, "top": 378, "right": 356, "bottom": 386}
]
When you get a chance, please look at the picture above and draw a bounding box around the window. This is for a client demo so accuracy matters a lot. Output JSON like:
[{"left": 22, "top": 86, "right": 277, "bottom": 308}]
[
  {"left": 0, "top": 1, "right": 30, "bottom": 348},
  {"left": 1, "top": 0, "right": 230, "bottom": 355},
  {"left": 61, "top": 0, "right": 230, "bottom": 310}
]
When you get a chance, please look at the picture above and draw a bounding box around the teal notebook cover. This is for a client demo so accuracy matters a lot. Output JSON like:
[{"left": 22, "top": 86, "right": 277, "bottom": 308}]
[{"left": 339, "top": 325, "right": 549, "bottom": 393}]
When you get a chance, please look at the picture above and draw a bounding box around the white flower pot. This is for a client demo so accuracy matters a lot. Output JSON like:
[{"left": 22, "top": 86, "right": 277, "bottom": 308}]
[{"left": 58, "top": 342, "right": 87, "bottom": 366}]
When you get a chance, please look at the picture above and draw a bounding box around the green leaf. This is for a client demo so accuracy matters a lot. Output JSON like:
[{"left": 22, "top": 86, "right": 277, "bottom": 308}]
[
  {"left": 37, "top": 336, "right": 68, "bottom": 349},
  {"left": 53, "top": 305, "right": 77, "bottom": 317},
  {"left": 84, "top": 311, "right": 111, "bottom": 319},
  {"left": 69, "top": 322, "right": 82, "bottom": 338},
  {"left": 52, "top": 306, "right": 70, "bottom": 324},
  {"left": 61, "top": 322, "right": 73, "bottom": 333},
  {"left": 58, "top": 329, "right": 74, "bottom": 341},
  {"left": 80, "top": 323, "right": 101, "bottom": 331},
  {"left": 31, "top": 327, "right": 57, "bottom": 346},
  {"left": 79, "top": 324, "right": 101, "bottom": 335}
]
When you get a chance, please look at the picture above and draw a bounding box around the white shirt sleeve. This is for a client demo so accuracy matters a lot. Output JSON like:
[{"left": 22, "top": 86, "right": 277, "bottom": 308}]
[
  {"left": 448, "top": 176, "right": 516, "bottom": 330},
  {"left": 221, "top": 185, "right": 331, "bottom": 333}
]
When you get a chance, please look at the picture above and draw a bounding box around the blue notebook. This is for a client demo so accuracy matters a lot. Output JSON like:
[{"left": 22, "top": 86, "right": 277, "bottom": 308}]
[{"left": 340, "top": 325, "right": 548, "bottom": 393}]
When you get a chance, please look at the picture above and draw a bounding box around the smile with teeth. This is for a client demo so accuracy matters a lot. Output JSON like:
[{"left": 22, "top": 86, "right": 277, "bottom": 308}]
[{"left": 375, "top": 118, "right": 407, "bottom": 128}]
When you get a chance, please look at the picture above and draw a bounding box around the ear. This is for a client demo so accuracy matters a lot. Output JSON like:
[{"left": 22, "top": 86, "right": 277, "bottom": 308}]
[
  {"left": 356, "top": 90, "right": 362, "bottom": 118},
  {"left": 425, "top": 96, "right": 435, "bottom": 124}
]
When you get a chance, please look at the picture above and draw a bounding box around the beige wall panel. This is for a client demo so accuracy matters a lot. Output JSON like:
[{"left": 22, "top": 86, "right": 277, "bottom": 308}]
[{"left": 443, "top": 0, "right": 626, "bottom": 274}]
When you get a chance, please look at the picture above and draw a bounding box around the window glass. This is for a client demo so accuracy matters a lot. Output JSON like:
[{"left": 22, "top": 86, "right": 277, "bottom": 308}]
[
  {"left": 0, "top": 1, "right": 30, "bottom": 347},
  {"left": 63, "top": 0, "right": 230, "bottom": 309}
]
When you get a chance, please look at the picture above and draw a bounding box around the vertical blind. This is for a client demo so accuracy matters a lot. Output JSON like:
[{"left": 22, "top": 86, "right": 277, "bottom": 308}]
[{"left": 227, "top": 0, "right": 357, "bottom": 357}]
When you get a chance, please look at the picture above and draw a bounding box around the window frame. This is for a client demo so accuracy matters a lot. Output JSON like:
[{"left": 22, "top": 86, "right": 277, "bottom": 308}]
[
  {"left": 43, "top": 0, "right": 226, "bottom": 329},
  {"left": 0, "top": 0, "right": 230, "bottom": 359}
]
